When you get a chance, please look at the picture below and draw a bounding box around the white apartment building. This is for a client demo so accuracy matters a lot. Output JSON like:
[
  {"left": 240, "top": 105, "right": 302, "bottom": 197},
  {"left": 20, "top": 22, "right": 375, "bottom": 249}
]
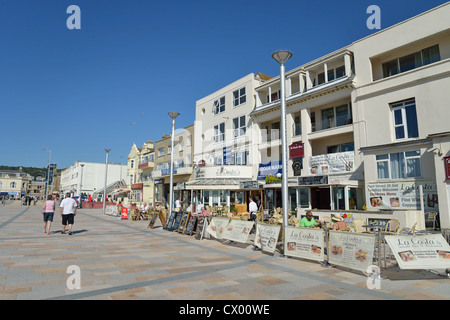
[
  {"left": 352, "top": 3, "right": 450, "bottom": 229},
  {"left": 187, "top": 73, "right": 266, "bottom": 213},
  {"left": 60, "top": 161, "right": 127, "bottom": 198},
  {"left": 252, "top": 48, "right": 359, "bottom": 213},
  {"left": 250, "top": 2, "right": 450, "bottom": 229}
]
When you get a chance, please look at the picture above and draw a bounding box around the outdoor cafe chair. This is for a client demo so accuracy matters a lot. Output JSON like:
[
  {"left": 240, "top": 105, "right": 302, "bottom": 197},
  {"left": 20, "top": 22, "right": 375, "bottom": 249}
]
[
  {"left": 425, "top": 212, "right": 438, "bottom": 230},
  {"left": 382, "top": 219, "right": 400, "bottom": 235},
  {"left": 352, "top": 218, "right": 367, "bottom": 233}
]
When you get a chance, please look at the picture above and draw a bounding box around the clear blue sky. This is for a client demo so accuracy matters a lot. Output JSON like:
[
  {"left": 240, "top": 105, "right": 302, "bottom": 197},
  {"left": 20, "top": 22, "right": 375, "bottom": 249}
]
[{"left": 0, "top": 0, "right": 447, "bottom": 169}]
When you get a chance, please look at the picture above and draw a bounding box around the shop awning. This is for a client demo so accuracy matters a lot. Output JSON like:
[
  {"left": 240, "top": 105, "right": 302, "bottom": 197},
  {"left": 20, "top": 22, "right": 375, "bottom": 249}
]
[
  {"left": 112, "top": 188, "right": 130, "bottom": 194},
  {"left": 185, "top": 178, "right": 251, "bottom": 190}
]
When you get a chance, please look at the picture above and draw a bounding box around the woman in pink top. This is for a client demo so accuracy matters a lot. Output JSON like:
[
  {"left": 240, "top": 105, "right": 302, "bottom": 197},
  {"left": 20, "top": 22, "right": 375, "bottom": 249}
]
[{"left": 42, "top": 195, "right": 55, "bottom": 235}]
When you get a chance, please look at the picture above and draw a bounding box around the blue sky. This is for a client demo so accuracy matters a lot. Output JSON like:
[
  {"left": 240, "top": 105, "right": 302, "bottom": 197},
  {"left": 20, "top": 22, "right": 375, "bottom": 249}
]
[{"left": 0, "top": 0, "right": 447, "bottom": 169}]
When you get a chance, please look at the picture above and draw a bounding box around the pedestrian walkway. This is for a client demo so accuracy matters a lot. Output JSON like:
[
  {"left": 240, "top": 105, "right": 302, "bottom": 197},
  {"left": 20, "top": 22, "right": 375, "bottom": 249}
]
[{"left": 0, "top": 205, "right": 449, "bottom": 301}]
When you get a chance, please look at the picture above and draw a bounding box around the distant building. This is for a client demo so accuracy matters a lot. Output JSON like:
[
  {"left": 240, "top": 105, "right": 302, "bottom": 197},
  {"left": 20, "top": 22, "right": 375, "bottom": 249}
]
[
  {"left": 0, "top": 169, "right": 32, "bottom": 199},
  {"left": 60, "top": 161, "right": 127, "bottom": 199}
]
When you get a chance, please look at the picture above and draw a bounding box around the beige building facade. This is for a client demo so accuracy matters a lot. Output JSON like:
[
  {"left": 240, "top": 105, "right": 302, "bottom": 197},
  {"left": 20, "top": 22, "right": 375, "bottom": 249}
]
[
  {"left": 153, "top": 125, "right": 194, "bottom": 210},
  {"left": 126, "top": 140, "right": 155, "bottom": 205},
  {"left": 0, "top": 170, "right": 32, "bottom": 199}
]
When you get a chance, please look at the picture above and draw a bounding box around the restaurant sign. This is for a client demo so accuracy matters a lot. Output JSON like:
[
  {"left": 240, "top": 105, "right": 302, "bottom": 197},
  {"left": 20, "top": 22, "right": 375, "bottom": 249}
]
[
  {"left": 289, "top": 142, "right": 304, "bottom": 159},
  {"left": 255, "top": 223, "right": 281, "bottom": 254},
  {"left": 298, "top": 175, "right": 328, "bottom": 185},
  {"left": 221, "top": 220, "right": 254, "bottom": 244},
  {"left": 309, "top": 151, "right": 354, "bottom": 175},
  {"left": 284, "top": 226, "right": 325, "bottom": 261},
  {"left": 445, "top": 156, "right": 450, "bottom": 180},
  {"left": 328, "top": 231, "right": 376, "bottom": 272},
  {"left": 366, "top": 181, "right": 438, "bottom": 210},
  {"left": 257, "top": 161, "right": 282, "bottom": 180},
  {"left": 239, "top": 181, "right": 259, "bottom": 189},
  {"left": 385, "top": 234, "right": 450, "bottom": 270}
]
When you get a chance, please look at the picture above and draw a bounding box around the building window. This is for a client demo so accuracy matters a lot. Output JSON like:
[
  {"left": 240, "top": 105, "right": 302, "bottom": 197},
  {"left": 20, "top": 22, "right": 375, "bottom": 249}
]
[
  {"left": 294, "top": 115, "right": 301, "bottom": 136},
  {"left": 392, "top": 99, "right": 418, "bottom": 140},
  {"left": 10, "top": 182, "right": 16, "bottom": 188},
  {"left": 266, "top": 90, "right": 280, "bottom": 103},
  {"left": 214, "top": 122, "right": 225, "bottom": 143},
  {"left": 376, "top": 150, "right": 421, "bottom": 179},
  {"left": 327, "top": 143, "right": 354, "bottom": 154},
  {"left": 233, "top": 151, "right": 247, "bottom": 165},
  {"left": 213, "top": 96, "right": 225, "bottom": 115},
  {"left": 158, "top": 148, "right": 165, "bottom": 157},
  {"left": 233, "top": 87, "right": 246, "bottom": 107},
  {"left": 233, "top": 115, "right": 246, "bottom": 138},
  {"left": 382, "top": 44, "right": 440, "bottom": 78},
  {"left": 321, "top": 103, "right": 352, "bottom": 130}
]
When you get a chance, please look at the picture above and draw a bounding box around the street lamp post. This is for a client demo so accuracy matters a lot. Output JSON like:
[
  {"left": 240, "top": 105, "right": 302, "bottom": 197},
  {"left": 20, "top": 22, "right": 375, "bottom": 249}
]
[
  {"left": 168, "top": 112, "right": 180, "bottom": 223},
  {"left": 42, "top": 148, "right": 52, "bottom": 201},
  {"left": 103, "top": 149, "right": 111, "bottom": 215},
  {"left": 79, "top": 163, "right": 85, "bottom": 204},
  {"left": 272, "top": 50, "right": 292, "bottom": 255}
]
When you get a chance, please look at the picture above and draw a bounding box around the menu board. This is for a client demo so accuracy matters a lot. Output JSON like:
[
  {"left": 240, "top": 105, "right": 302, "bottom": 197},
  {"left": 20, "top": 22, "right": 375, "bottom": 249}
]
[
  {"left": 171, "top": 211, "right": 184, "bottom": 232},
  {"left": 254, "top": 223, "right": 281, "bottom": 254},
  {"left": 148, "top": 212, "right": 159, "bottom": 229},
  {"left": 177, "top": 212, "right": 190, "bottom": 233},
  {"left": 284, "top": 226, "right": 325, "bottom": 261},
  {"left": 385, "top": 234, "right": 450, "bottom": 270},
  {"left": 206, "top": 217, "right": 230, "bottom": 239},
  {"left": 328, "top": 231, "right": 376, "bottom": 272},
  {"left": 195, "top": 216, "right": 209, "bottom": 240},
  {"left": 221, "top": 220, "right": 254, "bottom": 244},
  {"left": 165, "top": 211, "right": 177, "bottom": 230},
  {"left": 184, "top": 216, "right": 197, "bottom": 235}
]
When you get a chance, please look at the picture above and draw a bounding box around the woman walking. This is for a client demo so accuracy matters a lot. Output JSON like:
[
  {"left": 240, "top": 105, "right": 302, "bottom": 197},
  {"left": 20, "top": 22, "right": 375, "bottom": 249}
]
[{"left": 42, "top": 195, "right": 55, "bottom": 235}]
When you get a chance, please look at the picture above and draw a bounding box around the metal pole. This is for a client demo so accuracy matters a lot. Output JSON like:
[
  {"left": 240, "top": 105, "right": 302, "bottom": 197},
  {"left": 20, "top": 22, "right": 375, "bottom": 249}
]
[
  {"left": 279, "top": 62, "right": 289, "bottom": 254},
  {"left": 79, "top": 163, "right": 84, "bottom": 204},
  {"left": 103, "top": 149, "right": 111, "bottom": 215},
  {"left": 169, "top": 117, "right": 176, "bottom": 222},
  {"left": 44, "top": 149, "right": 52, "bottom": 201}
]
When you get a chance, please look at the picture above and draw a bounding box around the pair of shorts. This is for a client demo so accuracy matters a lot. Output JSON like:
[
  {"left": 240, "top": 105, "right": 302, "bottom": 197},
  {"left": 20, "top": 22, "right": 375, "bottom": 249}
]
[
  {"left": 62, "top": 214, "right": 75, "bottom": 225},
  {"left": 43, "top": 212, "right": 54, "bottom": 222}
]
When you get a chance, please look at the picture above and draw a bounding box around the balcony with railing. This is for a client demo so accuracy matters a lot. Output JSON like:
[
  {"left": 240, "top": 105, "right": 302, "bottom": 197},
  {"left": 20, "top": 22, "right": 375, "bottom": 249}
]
[{"left": 253, "top": 49, "right": 354, "bottom": 114}]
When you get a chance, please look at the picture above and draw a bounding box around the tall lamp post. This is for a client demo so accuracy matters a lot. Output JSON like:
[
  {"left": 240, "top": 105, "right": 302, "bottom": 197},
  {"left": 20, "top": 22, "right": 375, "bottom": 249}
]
[
  {"left": 103, "top": 149, "right": 111, "bottom": 215},
  {"left": 79, "top": 163, "right": 85, "bottom": 204},
  {"left": 42, "top": 148, "right": 52, "bottom": 201},
  {"left": 272, "top": 50, "right": 292, "bottom": 255},
  {"left": 168, "top": 112, "right": 180, "bottom": 222}
]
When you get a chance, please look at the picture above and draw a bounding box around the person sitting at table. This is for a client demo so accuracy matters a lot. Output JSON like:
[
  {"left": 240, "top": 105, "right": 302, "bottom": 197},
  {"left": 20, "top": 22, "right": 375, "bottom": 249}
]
[
  {"left": 299, "top": 211, "right": 322, "bottom": 228},
  {"left": 200, "top": 207, "right": 210, "bottom": 217},
  {"left": 331, "top": 214, "right": 349, "bottom": 230}
]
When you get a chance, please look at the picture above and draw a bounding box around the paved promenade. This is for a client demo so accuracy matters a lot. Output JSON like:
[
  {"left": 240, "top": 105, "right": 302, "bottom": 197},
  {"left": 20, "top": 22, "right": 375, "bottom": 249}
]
[{"left": 1, "top": 202, "right": 449, "bottom": 302}]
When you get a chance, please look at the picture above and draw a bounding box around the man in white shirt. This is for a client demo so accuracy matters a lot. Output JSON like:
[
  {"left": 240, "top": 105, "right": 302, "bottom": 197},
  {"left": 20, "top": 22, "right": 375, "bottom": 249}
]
[
  {"left": 60, "top": 193, "right": 77, "bottom": 235},
  {"left": 175, "top": 197, "right": 182, "bottom": 212},
  {"left": 249, "top": 197, "right": 258, "bottom": 221}
]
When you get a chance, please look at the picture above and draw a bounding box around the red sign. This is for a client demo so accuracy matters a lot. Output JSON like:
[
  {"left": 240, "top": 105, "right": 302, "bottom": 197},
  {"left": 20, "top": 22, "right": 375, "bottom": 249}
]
[
  {"left": 131, "top": 183, "right": 143, "bottom": 190},
  {"left": 289, "top": 142, "right": 304, "bottom": 159},
  {"left": 445, "top": 156, "right": 450, "bottom": 180},
  {"left": 121, "top": 208, "right": 128, "bottom": 220}
]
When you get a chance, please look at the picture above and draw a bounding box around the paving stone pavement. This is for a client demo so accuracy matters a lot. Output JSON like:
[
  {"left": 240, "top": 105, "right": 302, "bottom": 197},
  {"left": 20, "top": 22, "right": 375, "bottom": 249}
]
[{"left": 1, "top": 204, "right": 449, "bottom": 302}]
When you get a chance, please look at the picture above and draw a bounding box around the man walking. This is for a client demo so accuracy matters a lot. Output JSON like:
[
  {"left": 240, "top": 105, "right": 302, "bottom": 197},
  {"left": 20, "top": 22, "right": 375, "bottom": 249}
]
[{"left": 60, "top": 193, "right": 77, "bottom": 235}]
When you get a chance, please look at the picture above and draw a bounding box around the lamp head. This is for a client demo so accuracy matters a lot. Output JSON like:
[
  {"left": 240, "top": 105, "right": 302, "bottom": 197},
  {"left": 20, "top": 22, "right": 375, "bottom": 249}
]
[
  {"left": 272, "top": 50, "right": 292, "bottom": 65},
  {"left": 168, "top": 112, "right": 180, "bottom": 120},
  {"left": 105, "top": 149, "right": 111, "bottom": 153}
]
